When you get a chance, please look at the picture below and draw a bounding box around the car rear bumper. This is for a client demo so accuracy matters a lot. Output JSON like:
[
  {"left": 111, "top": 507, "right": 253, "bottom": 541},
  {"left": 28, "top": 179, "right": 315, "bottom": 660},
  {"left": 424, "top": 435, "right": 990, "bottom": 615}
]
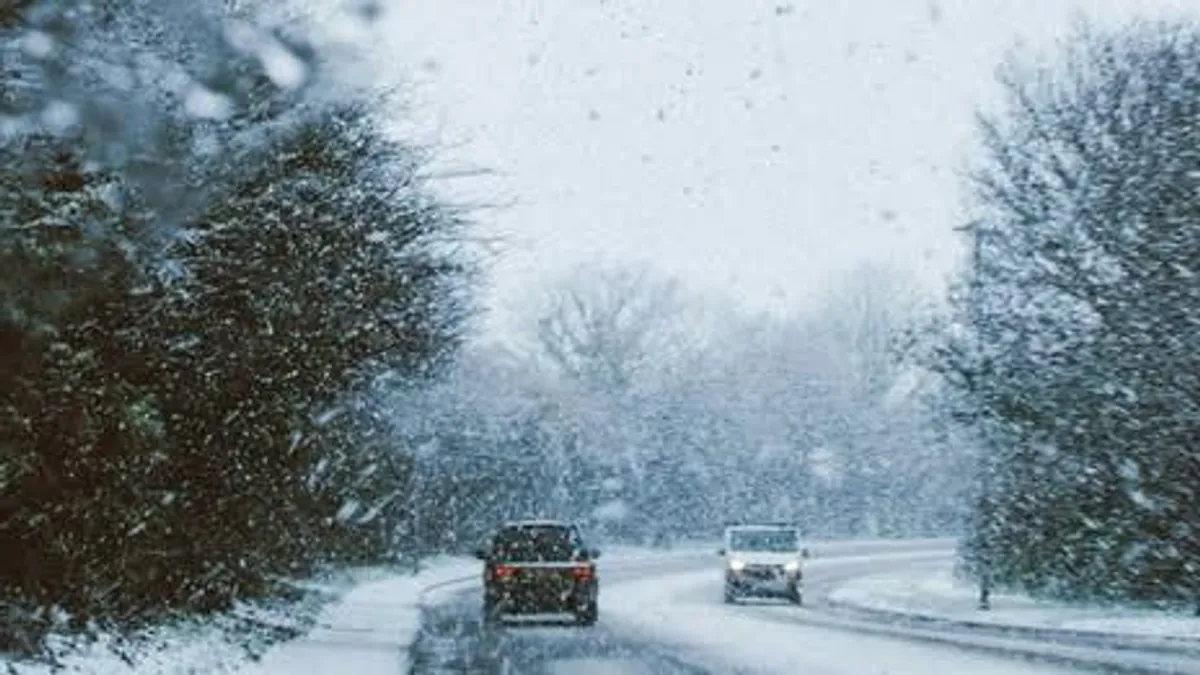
[
  {"left": 490, "top": 587, "right": 593, "bottom": 613},
  {"left": 486, "top": 573, "right": 596, "bottom": 613}
]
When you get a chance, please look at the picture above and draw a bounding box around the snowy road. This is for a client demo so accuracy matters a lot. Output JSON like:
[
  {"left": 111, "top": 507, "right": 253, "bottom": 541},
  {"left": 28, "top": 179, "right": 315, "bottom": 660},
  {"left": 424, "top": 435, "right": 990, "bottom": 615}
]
[{"left": 408, "top": 540, "right": 1133, "bottom": 675}]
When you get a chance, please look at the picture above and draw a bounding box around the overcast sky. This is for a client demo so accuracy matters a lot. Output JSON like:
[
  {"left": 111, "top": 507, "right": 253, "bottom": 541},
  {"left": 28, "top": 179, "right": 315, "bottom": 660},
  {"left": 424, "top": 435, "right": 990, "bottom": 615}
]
[{"left": 343, "top": 0, "right": 1194, "bottom": 335}]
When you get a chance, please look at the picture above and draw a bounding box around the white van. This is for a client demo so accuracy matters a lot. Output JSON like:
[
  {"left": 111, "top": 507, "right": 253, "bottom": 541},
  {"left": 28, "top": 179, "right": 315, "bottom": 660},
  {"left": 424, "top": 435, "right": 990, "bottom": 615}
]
[{"left": 718, "top": 523, "right": 808, "bottom": 604}]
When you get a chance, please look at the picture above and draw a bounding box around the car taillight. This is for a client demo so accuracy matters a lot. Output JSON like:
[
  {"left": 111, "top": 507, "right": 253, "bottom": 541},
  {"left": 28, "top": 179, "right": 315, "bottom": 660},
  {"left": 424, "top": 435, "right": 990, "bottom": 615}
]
[
  {"left": 572, "top": 564, "right": 594, "bottom": 580},
  {"left": 494, "top": 565, "right": 518, "bottom": 580}
]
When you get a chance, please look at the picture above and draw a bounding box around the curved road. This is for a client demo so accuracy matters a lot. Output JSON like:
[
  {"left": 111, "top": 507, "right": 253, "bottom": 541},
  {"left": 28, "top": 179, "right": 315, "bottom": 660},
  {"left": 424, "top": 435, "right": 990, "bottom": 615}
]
[{"left": 409, "top": 540, "right": 1173, "bottom": 675}]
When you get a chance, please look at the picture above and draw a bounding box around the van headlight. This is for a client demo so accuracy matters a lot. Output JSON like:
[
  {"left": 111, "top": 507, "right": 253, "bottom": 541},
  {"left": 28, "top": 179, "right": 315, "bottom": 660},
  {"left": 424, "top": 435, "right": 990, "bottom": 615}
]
[
  {"left": 728, "top": 559, "right": 746, "bottom": 572},
  {"left": 783, "top": 560, "right": 800, "bottom": 573}
]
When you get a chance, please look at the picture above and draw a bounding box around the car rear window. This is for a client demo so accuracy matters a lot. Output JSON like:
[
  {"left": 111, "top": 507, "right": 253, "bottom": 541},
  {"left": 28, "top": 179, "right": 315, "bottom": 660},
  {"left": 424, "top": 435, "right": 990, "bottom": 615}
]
[{"left": 491, "top": 525, "right": 577, "bottom": 562}]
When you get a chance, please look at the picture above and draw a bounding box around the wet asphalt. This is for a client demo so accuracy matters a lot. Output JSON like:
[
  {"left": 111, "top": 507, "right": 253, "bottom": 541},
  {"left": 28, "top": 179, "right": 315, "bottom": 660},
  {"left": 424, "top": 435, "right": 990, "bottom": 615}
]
[{"left": 408, "top": 589, "right": 723, "bottom": 675}]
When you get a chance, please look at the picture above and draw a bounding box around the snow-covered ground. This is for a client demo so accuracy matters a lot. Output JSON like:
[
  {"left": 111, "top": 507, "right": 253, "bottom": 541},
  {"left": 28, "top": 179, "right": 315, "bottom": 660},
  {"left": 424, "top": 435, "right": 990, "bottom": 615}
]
[
  {"left": 238, "top": 556, "right": 477, "bottom": 675},
  {"left": 0, "top": 546, "right": 709, "bottom": 675},
  {"left": 830, "top": 560, "right": 1200, "bottom": 640},
  {"left": 21, "top": 541, "right": 1148, "bottom": 675},
  {"left": 0, "top": 560, "right": 476, "bottom": 675},
  {"left": 593, "top": 541, "right": 715, "bottom": 561},
  {"left": 600, "top": 551, "right": 1088, "bottom": 675},
  {"left": 601, "top": 536, "right": 949, "bottom": 560},
  {"left": 2, "top": 606, "right": 309, "bottom": 675},
  {"left": 543, "top": 657, "right": 658, "bottom": 675},
  {"left": 0, "top": 569, "right": 368, "bottom": 675}
]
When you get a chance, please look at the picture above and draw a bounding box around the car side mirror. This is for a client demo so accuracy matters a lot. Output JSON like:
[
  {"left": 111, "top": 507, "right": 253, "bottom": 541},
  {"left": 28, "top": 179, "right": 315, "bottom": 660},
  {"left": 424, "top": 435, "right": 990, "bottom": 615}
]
[
  {"left": 717, "top": 548, "right": 726, "bottom": 556},
  {"left": 473, "top": 547, "right": 488, "bottom": 561},
  {"left": 801, "top": 548, "right": 811, "bottom": 559}
]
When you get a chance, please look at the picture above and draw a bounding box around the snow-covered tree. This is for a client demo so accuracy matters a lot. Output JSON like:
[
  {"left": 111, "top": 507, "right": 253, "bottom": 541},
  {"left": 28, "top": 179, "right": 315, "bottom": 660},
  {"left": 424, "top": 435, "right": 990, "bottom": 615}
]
[
  {"left": 933, "top": 19, "right": 1200, "bottom": 602},
  {"left": 0, "top": 0, "right": 478, "bottom": 656},
  {"left": 527, "top": 263, "right": 701, "bottom": 394}
]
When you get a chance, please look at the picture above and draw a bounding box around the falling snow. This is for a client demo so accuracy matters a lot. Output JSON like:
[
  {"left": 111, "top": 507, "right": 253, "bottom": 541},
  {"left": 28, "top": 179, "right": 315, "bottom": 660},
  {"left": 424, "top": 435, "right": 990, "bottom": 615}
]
[{"left": 3, "top": 0, "right": 1200, "bottom": 673}]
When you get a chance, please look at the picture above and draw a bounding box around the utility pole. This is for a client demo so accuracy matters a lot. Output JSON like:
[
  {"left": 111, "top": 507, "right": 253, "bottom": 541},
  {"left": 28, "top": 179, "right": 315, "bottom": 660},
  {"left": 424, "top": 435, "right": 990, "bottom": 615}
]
[{"left": 955, "top": 220, "right": 994, "bottom": 611}]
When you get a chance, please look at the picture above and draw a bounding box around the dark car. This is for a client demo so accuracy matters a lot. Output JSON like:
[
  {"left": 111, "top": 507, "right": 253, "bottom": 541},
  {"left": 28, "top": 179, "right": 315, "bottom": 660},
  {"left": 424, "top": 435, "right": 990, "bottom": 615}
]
[{"left": 475, "top": 520, "right": 601, "bottom": 625}]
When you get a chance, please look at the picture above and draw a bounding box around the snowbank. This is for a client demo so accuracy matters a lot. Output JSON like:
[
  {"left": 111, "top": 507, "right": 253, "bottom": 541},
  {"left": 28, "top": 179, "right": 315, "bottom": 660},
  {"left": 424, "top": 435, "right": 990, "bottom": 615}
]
[
  {"left": 0, "top": 560, "right": 476, "bottom": 675},
  {"left": 239, "top": 556, "right": 476, "bottom": 675},
  {"left": 830, "top": 560, "right": 1200, "bottom": 640},
  {"left": 1, "top": 593, "right": 335, "bottom": 674}
]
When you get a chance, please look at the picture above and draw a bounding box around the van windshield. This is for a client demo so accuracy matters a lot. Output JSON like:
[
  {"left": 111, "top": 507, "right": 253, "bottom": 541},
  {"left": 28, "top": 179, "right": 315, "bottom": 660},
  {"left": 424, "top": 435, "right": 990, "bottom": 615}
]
[{"left": 729, "top": 530, "right": 798, "bottom": 552}]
